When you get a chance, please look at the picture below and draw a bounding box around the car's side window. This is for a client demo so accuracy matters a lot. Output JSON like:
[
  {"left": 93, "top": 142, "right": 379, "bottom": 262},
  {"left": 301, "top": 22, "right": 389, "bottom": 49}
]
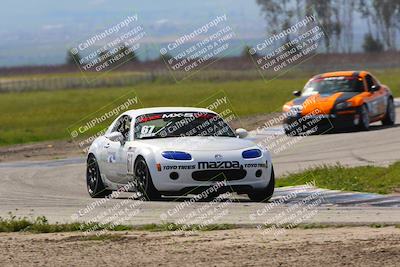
[
  {"left": 111, "top": 116, "right": 123, "bottom": 133},
  {"left": 112, "top": 115, "right": 132, "bottom": 141},
  {"left": 372, "top": 76, "right": 380, "bottom": 86},
  {"left": 122, "top": 116, "right": 132, "bottom": 141},
  {"left": 365, "top": 74, "right": 375, "bottom": 91}
]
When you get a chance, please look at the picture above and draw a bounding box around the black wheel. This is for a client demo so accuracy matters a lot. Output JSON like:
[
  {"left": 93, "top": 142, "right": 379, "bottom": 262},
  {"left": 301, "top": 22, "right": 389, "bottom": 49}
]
[
  {"left": 284, "top": 124, "right": 297, "bottom": 136},
  {"left": 247, "top": 166, "right": 275, "bottom": 202},
  {"left": 358, "top": 104, "right": 370, "bottom": 131},
  {"left": 86, "top": 155, "right": 112, "bottom": 198},
  {"left": 134, "top": 157, "right": 161, "bottom": 201},
  {"left": 382, "top": 98, "right": 396, "bottom": 126}
]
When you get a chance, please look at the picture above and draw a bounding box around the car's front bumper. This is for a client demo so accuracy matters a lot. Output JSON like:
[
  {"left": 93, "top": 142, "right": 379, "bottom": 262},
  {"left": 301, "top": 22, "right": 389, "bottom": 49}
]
[
  {"left": 148, "top": 151, "right": 273, "bottom": 193},
  {"left": 283, "top": 111, "right": 359, "bottom": 134}
]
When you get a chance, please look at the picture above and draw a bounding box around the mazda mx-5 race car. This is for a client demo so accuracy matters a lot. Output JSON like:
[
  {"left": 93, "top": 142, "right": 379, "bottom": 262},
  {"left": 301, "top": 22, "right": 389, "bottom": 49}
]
[
  {"left": 282, "top": 71, "right": 396, "bottom": 135},
  {"left": 86, "top": 107, "right": 274, "bottom": 202}
]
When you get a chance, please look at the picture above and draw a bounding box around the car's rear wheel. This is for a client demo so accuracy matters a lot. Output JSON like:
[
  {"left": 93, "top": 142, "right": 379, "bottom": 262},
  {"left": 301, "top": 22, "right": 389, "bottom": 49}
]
[
  {"left": 247, "top": 166, "right": 275, "bottom": 202},
  {"left": 86, "top": 155, "right": 112, "bottom": 198},
  {"left": 382, "top": 98, "right": 396, "bottom": 126},
  {"left": 357, "top": 104, "right": 370, "bottom": 131},
  {"left": 134, "top": 157, "right": 161, "bottom": 201}
]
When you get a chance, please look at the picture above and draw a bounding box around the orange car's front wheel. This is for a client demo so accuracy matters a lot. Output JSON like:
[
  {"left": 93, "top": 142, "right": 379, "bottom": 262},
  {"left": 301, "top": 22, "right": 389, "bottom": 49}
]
[
  {"left": 382, "top": 98, "right": 396, "bottom": 126},
  {"left": 357, "top": 104, "right": 370, "bottom": 131}
]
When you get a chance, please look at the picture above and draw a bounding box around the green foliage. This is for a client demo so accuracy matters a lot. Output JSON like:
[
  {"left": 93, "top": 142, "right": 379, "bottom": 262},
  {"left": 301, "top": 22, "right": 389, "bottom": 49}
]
[
  {"left": 0, "top": 213, "right": 134, "bottom": 233},
  {"left": 66, "top": 49, "right": 82, "bottom": 65},
  {"left": 159, "top": 53, "right": 173, "bottom": 62},
  {"left": 119, "top": 44, "right": 138, "bottom": 62},
  {"left": 0, "top": 214, "right": 237, "bottom": 233},
  {"left": 256, "top": 0, "right": 400, "bottom": 52},
  {"left": 362, "top": 33, "right": 384, "bottom": 53},
  {"left": 241, "top": 45, "right": 255, "bottom": 57},
  {"left": 1, "top": 213, "right": 399, "bottom": 234},
  {"left": 276, "top": 161, "right": 400, "bottom": 194}
]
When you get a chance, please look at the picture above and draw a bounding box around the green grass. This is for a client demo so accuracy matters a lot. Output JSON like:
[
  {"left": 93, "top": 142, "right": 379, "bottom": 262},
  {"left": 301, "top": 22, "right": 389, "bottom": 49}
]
[
  {"left": 0, "top": 213, "right": 133, "bottom": 233},
  {"left": 0, "top": 70, "right": 146, "bottom": 80},
  {"left": 276, "top": 161, "right": 400, "bottom": 194},
  {"left": 0, "top": 68, "right": 399, "bottom": 146},
  {"left": 1, "top": 214, "right": 399, "bottom": 234},
  {"left": 0, "top": 214, "right": 237, "bottom": 233},
  {"left": 0, "top": 79, "right": 301, "bottom": 145}
]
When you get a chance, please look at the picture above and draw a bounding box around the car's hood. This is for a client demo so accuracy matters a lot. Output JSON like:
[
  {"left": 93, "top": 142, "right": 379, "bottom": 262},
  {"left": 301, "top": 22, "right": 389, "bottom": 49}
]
[
  {"left": 286, "top": 92, "right": 361, "bottom": 115},
  {"left": 136, "top": 136, "right": 257, "bottom": 151}
]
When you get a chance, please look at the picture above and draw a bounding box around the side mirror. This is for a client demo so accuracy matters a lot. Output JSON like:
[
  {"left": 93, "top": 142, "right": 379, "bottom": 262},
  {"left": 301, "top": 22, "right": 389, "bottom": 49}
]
[
  {"left": 106, "top": 132, "right": 124, "bottom": 143},
  {"left": 370, "top": 85, "right": 380, "bottom": 92},
  {"left": 293, "top": 90, "right": 301, "bottom": 97},
  {"left": 235, "top": 128, "right": 248, "bottom": 138}
]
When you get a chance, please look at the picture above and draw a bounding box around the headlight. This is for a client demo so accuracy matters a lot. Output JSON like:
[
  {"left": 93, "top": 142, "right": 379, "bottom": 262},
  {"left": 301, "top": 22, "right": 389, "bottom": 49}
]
[
  {"left": 335, "top": 102, "right": 352, "bottom": 110},
  {"left": 283, "top": 104, "right": 292, "bottom": 112},
  {"left": 242, "top": 149, "right": 262, "bottom": 159},
  {"left": 291, "top": 105, "right": 303, "bottom": 112},
  {"left": 162, "top": 151, "right": 192, "bottom": 160}
]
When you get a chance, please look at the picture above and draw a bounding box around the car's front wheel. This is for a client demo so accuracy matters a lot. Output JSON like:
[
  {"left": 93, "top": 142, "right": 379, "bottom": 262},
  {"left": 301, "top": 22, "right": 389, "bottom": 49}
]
[
  {"left": 134, "top": 157, "right": 161, "bottom": 201},
  {"left": 382, "top": 98, "right": 396, "bottom": 126},
  {"left": 284, "top": 125, "right": 294, "bottom": 136},
  {"left": 247, "top": 166, "right": 275, "bottom": 202},
  {"left": 86, "top": 155, "right": 112, "bottom": 198},
  {"left": 357, "top": 104, "right": 370, "bottom": 131}
]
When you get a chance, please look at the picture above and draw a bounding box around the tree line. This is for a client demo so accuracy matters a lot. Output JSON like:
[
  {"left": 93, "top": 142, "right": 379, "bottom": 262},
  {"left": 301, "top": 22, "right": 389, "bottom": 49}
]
[
  {"left": 66, "top": 44, "right": 138, "bottom": 66},
  {"left": 68, "top": 0, "right": 400, "bottom": 65},
  {"left": 256, "top": 0, "right": 400, "bottom": 52}
]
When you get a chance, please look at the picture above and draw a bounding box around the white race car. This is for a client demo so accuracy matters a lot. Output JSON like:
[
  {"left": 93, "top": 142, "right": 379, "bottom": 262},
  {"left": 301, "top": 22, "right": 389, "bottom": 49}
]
[{"left": 86, "top": 107, "right": 275, "bottom": 201}]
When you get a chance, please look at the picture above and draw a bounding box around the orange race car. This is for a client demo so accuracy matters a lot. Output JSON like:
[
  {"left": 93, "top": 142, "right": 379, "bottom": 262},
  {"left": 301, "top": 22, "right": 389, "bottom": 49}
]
[{"left": 282, "top": 71, "right": 396, "bottom": 135}]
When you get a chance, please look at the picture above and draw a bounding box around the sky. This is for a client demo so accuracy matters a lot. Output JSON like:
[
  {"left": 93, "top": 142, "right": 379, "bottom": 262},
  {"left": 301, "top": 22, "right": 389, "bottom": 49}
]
[
  {"left": 0, "top": 0, "right": 268, "bottom": 66},
  {"left": 0, "top": 0, "right": 367, "bottom": 67}
]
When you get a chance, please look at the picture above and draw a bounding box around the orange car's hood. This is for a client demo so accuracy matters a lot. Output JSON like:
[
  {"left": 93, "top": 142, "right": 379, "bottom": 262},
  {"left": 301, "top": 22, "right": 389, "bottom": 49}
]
[{"left": 287, "top": 92, "right": 361, "bottom": 115}]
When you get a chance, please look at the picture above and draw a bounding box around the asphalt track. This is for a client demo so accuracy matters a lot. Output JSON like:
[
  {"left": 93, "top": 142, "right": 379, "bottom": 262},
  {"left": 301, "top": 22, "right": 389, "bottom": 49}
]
[{"left": 0, "top": 102, "right": 399, "bottom": 226}]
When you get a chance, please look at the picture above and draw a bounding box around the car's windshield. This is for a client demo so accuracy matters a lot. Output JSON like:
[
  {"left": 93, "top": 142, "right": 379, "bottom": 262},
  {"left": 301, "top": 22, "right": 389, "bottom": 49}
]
[
  {"left": 302, "top": 76, "right": 365, "bottom": 96},
  {"left": 134, "top": 112, "right": 235, "bottom": 139}
]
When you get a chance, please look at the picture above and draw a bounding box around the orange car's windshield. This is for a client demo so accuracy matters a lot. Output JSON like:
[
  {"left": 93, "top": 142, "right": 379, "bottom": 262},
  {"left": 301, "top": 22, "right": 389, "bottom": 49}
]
[{"left": 303, "top": 77, "right": 365, "bottom": 96}]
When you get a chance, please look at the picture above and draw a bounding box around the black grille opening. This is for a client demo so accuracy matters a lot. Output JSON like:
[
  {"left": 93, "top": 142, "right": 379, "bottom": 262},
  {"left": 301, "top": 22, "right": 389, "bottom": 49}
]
[
  {"left": 169, "top": 172, "right": 179, "bottom": 180},
  {"left": 192, "top": 169, "right": 247, "bottom": 181}
]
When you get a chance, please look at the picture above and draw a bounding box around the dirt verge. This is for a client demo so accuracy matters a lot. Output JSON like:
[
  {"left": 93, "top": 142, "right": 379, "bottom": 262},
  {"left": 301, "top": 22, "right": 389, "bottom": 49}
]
[
  {"left": 1, "top": 227, "right": 399, "bottom": 266},
  {"left": 0, "top": 140, "right": 84, "bottom": 162}
]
